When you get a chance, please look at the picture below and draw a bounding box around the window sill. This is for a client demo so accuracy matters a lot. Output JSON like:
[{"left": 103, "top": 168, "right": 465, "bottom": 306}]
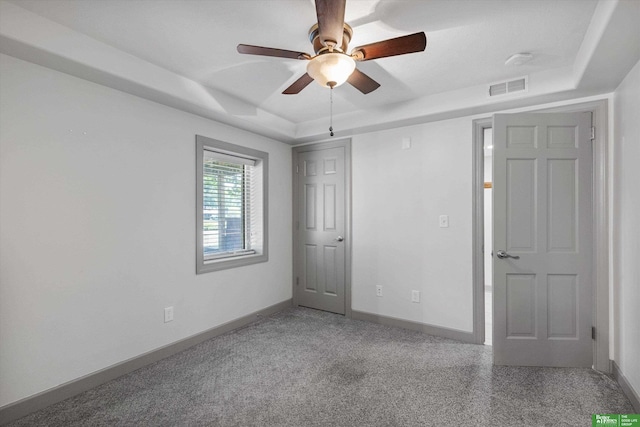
[{"left": 197, "top": 252, "right": 268, "bottom": 274}]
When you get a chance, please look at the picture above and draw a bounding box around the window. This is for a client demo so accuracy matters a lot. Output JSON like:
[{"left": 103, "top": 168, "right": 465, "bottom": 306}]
[{"left": 196, "top": 135, "right": 268, "bottom": 273}]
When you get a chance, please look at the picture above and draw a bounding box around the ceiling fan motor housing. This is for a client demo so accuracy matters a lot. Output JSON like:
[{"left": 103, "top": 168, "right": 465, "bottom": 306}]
[{"left": 308, "top": 23, "right": 353, "bottom": 54}]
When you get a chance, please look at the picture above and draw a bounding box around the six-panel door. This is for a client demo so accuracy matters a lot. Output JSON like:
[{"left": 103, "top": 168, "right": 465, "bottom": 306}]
[
  {"left": 296, "top": 146, "right": 346, "bottom": 314},
  {"left": 492, "top": 112, "right": 593, "bottom": 367}
]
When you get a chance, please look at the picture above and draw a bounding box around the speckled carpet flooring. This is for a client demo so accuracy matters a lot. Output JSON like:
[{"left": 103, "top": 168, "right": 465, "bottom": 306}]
[{"left": 7, "top": 307, "right": 634, "bottom": 426}]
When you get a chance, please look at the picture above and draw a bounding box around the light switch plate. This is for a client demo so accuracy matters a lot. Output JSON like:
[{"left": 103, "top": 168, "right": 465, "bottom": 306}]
[
  {"left": 164, "top": 306, "right": 174, "bottom": 323},
  {"left": 411, "top": 290, "right": 420, "bottom": 303},
  {"left": 439, "top": 215, "right": 449, "bottom": 228},
  {"left": 401, "top": 137, "right": 411, "bottom": 150}
]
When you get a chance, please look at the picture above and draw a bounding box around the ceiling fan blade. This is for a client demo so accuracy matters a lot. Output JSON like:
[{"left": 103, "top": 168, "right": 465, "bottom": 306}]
[
  {"left": 347, "top": 68, "right": 380, "bottom": 94},
  {"left": 315, "top": 0, "right": 346, "bottom": 49},
  {"left": 237, "top": 44, "right": 310, "bottom": 60},
  {"left": 283, "top": 73, "right": 314, "bottom": 94},
  {"left": 351, "top": 32, "right": 427, "bottom": 61}
]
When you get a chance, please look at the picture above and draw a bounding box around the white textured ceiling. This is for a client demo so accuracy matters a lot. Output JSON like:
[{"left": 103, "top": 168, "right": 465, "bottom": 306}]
[{"left": 2, "top": 0, "right": 639, "bottom": 142}]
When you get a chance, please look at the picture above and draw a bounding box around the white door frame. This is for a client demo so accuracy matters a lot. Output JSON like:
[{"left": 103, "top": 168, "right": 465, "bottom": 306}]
[
  {"left": 472, "top": 99, "right": 609, "bottom": 372},
  {"left": 292, "top": 139, "right": 352, "bottom": 318}
]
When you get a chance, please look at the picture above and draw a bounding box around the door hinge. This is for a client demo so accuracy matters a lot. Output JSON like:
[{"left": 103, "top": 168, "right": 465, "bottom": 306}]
[
  {"left": 296, "top": 277, "right": 299, "bottom": 286},
  {"left": 296, "top": 165, "right": 299, "bottom": 174},
  {"left": 296, "top": 221, "right": 299, "bottom": 230},
  {"left": 590, "top": 127, "right": 595, "bottom": 140},
  {"left": 592, "top": 326, "right": 596, "bottom": 340}
]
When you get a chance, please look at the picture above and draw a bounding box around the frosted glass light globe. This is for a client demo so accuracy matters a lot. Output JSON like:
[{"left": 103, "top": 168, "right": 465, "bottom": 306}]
[{"left": 306, "top": 53, "right": 356, "bottom": 88}]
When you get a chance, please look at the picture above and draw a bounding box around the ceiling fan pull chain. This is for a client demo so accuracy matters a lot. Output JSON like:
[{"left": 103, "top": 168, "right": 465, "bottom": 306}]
[{"left": 329, "top": 86, "right": 334, "bottom": 137}]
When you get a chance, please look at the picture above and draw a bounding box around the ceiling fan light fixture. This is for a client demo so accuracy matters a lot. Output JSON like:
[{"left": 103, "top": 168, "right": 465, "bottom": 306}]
[{"left": 306, "top": 52, "right": 356, "bottom": 88}]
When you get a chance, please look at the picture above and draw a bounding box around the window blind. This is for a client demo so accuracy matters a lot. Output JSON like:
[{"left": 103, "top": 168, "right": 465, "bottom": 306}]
[{"left": 202, "top": 149, "right": 257, "bottom": 260}]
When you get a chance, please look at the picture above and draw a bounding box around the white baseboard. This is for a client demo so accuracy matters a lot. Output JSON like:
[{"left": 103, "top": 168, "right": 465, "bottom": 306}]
[
  {"left": 0, "top": 299, "right": 292, "bottom": 425},
  {"left": 612, "top": 360, "right": 640, "bottom": 413},
  {"left": 352, "top": 310, "right": 476, "bottom": 343}
]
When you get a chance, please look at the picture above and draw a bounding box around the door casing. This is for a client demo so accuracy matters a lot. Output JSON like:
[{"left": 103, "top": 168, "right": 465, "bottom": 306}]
[
  {"left": 292, "top": 139, "right": 352, "bottom": 317},
  {"left": 472, "top": 99, "right": 609, "bottom": 372}
]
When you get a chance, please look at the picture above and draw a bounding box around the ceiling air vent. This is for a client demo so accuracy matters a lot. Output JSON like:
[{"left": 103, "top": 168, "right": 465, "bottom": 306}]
[{"left": 488, "top": 76, "right": 528, "bottom": 97}]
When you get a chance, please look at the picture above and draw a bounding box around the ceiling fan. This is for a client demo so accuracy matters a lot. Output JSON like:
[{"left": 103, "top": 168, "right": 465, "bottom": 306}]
[{"left": 237, "top": 0, "right": 427, "bottom": 95}]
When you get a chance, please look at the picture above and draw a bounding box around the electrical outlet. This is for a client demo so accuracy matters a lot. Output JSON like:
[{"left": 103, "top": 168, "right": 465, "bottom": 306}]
[
  {"left": 411, "top": 290, "right": 420, "bottom": 303},
  {"left": 376, "top": 285, "right": 383, "bottom": 297},
  {"left": 164, "top": 306, "right": 174, "bottom": 323}
]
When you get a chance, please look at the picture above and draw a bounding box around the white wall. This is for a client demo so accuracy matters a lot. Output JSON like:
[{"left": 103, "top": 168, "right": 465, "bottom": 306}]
[
  {"left": 352, "top": 118, "right": 474, "bottom": 332},
  {"left": 0, "top": 54, "right": 292, "bottom": 407},
  {"left": 613, "top": 59, "right": 640, "bottom": 400}
]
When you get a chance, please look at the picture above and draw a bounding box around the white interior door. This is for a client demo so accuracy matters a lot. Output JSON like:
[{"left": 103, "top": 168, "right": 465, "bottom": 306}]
[
  {"left": 492, "top": 112, "right": 593, "bottom": 367},
  {"left": 294, "top": 144, "right": 347, "bottom": 315}
]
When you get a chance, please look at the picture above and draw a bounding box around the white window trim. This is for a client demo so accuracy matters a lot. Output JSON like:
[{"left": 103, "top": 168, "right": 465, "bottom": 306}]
[{"left": 196, "top": 135, "right": 268, "bottom": 273}]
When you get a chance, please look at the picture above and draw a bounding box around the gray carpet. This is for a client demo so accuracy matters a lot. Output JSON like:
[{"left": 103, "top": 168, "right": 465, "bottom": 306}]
[{"left": 7, "top": 308, "right": 634, "bottom": 426}]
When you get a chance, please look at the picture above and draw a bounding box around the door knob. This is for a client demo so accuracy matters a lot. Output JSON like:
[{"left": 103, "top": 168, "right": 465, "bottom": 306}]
[
  {"left": 496, "top": 250, "right": 519, "bottom": 260},
  {"left": 335, "top": 236, "right": 344, "bottom": 242}
]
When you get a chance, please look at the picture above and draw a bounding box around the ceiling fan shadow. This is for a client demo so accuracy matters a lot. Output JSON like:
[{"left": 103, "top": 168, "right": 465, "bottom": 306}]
[
  {"left": 203, "top": 61, "right": 298, "bottom": 114},
  {"left": 199, "top": 85, "right": 257, "bottom": 116},
  {"left": 350, "top": 0, "right": 501, "bottom": 33},
  {"left": 336, "top": 61, "right": 416, "bottom": 110}
]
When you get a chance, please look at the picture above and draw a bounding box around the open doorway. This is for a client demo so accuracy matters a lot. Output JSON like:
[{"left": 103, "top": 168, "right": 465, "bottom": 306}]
[
  {"left": 483, "top": 128, "right": 493, "bottom": 346},
  {"left": 472, "top": 100, "right": 610, "bottom": 371}
]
